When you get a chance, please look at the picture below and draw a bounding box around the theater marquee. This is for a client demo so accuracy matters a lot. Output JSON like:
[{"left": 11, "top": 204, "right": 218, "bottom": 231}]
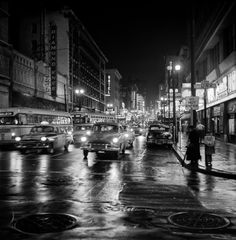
[{"left": 49, "top": 23, "right": 57, "bottom": 97}]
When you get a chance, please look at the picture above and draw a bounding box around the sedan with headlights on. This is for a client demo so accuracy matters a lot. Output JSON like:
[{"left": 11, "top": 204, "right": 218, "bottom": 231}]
[
  {"left": 80, "top": 122, "right": 128, "bottom": 158},
  {"left": 73, "top": 123, "right": 93, "bottom": 146},
  {"left": 146, "top": 123, "right": 173, "bottom": 148},
  {"left": 15, "top": 124, "right": 73, "bottom": 154}
]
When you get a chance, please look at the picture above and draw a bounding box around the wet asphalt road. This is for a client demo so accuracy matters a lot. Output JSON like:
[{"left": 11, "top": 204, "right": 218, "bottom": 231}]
[{"left": 0, "top": 136, "right": 236, "bottom": 239}]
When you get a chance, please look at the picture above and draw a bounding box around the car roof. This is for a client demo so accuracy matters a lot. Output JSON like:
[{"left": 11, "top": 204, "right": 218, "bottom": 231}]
[
  {"left": 149, "top": 124, "right": 169, "bottom": 128},
  {"left": 94, "top": 122, "right": 119, "bottom": 126}
]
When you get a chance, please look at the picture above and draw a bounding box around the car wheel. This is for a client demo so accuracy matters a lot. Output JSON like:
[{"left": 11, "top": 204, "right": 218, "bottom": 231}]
[
  {"left": 64, "top": 142, "right": 69, "bottom": 151},
  {"left": 20, "top": 149, "right": 26, "bottom": 154},
  {"left": 111, "top": 151, "right": 119, "bottom": 159},
  {"left": 83, "top": 150, "right": 88, "bottom": 158},
  {"left": 48, "top": 144, "right": 55, "bottom": 154}
]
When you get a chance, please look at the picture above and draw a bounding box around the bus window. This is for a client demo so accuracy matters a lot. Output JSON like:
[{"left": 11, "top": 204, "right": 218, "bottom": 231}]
[{"left": 19, "top": 114, "right": 27, "bottom": 125}]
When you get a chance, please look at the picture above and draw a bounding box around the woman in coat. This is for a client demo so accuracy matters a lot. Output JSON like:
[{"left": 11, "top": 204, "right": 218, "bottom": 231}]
[{"left": 186, "top": 126, "right": 201, "bottom": 167}]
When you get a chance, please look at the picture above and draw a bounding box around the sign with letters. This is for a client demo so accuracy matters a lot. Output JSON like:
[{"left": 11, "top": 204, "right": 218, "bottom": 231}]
[
  {"left": 49, "top": 23, "right": 57, "bottom": 97},
  {"left": 185, "top": 96, "right": 199, "bottom": 110}
]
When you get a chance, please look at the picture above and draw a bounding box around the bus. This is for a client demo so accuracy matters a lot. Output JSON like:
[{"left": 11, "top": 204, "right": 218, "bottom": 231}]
[
  {"left": 0, "top": 107, "right": 73, "bottom": 146},
  {"left": 71, "top": 111, "right": 116, "bottom": 124}
]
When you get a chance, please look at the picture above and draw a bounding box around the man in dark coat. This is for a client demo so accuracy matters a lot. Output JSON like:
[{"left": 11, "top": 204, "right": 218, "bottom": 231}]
[{"left": 186, "top": 126, "right": 201, "bottom": 167}]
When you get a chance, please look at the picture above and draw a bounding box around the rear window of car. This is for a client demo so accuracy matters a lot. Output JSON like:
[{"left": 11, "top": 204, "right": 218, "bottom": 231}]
[
  {"left": 30, "top": 126, "right": 55, "bottom": 133},
  {"left": 93, "top": 125, "right": 118, "bottom": 132},
  {"left": 75, "top": 126, "right": 92, "bottom": 131}
]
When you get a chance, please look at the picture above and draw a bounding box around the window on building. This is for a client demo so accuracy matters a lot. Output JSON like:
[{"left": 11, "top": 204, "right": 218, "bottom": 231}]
[
  {"left": 31, "top": 40, "right": 38, "bottom": 53},
  {"left": 32, "top": 23, "right": 37, "bottom": 34},
  {"left": 223, "top": 24, "right": 234, "bottom": 59},
  {"left": 209, "top": 42, "right": 220, "bottom": 72}
]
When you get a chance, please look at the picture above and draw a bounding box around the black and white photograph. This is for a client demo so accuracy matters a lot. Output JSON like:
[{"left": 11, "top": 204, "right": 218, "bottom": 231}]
[{"left": 0, "top": 0, "right": 236, "bottom": 239}]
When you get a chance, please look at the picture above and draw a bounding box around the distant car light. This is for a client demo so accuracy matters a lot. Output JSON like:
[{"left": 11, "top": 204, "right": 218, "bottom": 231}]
[
  {"left": 112, "top": 137, "right": 118, "bottom": 143},
  {"left": 86, "top": 130, "right": 91, "bottom": 135},
  {"left": 41, "top": 136, "right": 47, "bottom": 142},
  {"left": 124, "top": 133, "right": 129, "bottom": 138},
  {"left": 40, "top": 121, "right": 49, "bottom": 125},
  {"left": 15, "top": 136, "right": 21, "bottom": 142},
  {"left": 68, "top": 131, "right": 73, "bottom": 135},
  {"left": 81, "top": 136, "right": 87, "bottom": 142},
  {"left": 11, "top": 132, "right": 16, "bottom": 137}
]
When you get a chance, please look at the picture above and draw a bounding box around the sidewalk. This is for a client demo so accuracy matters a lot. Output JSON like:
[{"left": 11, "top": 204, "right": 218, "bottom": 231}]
[{"left": 172, "top": 132, "right": 236, "bottom": 179}]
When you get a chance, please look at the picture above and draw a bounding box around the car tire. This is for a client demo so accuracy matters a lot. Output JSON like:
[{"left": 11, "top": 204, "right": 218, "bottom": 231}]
[
  {"left": 20, "top": 149, "right": 26, "bottom": 154},
  {"left": 64, "top": 142, "right": 69, "bottom": 151},
  {"left": 83, "top": 150, "right": 88, "bottom": 158},
  {"left": 48, "top": 144, "right": 55, "bottom": 154},
  {"left": 111, "top": 151, "right": 119, "bottom": 159}
]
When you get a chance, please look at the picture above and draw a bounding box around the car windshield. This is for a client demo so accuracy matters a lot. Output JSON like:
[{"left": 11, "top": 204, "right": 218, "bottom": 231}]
[
  {"left": 150, "top": 126, "right": 169, "bottom": 131},
  {"left": 30, "top": 126, "right": 55, "bottom": 133},
  {"left": 75, "top": 126, "right": 92, "bottom": 131},
  {"left": 93, "top": 124, "right": 118, "bottom": 133}
]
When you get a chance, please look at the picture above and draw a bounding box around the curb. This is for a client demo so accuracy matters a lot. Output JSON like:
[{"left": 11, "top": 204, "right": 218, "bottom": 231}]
[{"left": 172, "top": 145, "right": 236, "bottom": 180}]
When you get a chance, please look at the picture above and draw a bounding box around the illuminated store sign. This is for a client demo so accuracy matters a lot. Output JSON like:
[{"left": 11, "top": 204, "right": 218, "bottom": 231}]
[
  {"left": 49, "top": 23, "right": 57, "bottom": 97},
  {"left": 216, "top": 76, "right": 228, "bottom": 100},
  {"left": 228, "top": 70, "right": 236, "bottom": 93}
]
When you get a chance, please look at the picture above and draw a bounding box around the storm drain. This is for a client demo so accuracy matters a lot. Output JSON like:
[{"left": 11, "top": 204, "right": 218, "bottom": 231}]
[
  {"left": 13, "top": 213, "right": 78, "bottom": 235},
  {"left": 168, "top": 211, "right": 230, "bottom": 232}
]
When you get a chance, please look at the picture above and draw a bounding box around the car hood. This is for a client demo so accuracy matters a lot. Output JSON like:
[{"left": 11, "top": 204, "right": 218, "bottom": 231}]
[
  {"left": 21, "top": 133, "right": 56, "bottom": 140},
  {"left": 87, "top": 132, "right": 120, "bottom": 143}
]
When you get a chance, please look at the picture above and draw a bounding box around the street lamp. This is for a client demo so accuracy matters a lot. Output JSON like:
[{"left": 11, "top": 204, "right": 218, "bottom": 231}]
[
  {"left": 174, "top": 64, "right": 181, "bottom": 143},
  {"left": 167, "top": 61, "right": 181, "bottom": 143},
  {"left": 75, "top": 88, "right": 85, "bottom": 111}
]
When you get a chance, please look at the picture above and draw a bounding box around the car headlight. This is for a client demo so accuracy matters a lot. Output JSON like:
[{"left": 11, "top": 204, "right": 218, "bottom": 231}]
[
  {"left": 15, "top": 136, "right": 21, "bottom": 142},
  {"left": 124, "top": 133, "right": 129, "bottom": 138},
  {"left": 68, "top": 131, "right": 73, "bottom": 135},
  {"left": 81, "top": 136, "right": 87, "bottom": 142},
  {"left": 112, "top": 137, "right": 118, "bottom": 143},
  {"left": 86, "top": 130, "right": 91, "bottom": 135},
  {"left": 11, "top": 132, "right": 16, "bottom": 137},
  {"left": 130, "top": 128, "right": 134, "bottom": 132},
  {"left": 41, "top": 136, "right": 47, "bottom": 142}
]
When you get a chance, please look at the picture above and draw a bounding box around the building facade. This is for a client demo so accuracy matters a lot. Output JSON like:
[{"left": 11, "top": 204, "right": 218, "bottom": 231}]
[
  {"left": 105, "top": 69, "right": 122, "bottom": 115},
  {"left": 0, "top": 1, "right": 12, "bottom": 108},
  {"left": 193, "top": 1, "right": 236, "bottom": 143},
  {"left": 15, "top": 7, "right": 108, "bottom": 112}
]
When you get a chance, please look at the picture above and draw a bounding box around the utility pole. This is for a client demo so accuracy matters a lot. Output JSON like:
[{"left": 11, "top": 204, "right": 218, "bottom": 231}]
[{"left": 190, "top": 3, "right": 197, "bottom": 127}]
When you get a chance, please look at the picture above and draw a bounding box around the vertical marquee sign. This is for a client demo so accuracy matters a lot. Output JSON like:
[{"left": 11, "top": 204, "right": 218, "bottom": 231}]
[{"left": 49, "top": 23, "right": 57, "bottom": 97}]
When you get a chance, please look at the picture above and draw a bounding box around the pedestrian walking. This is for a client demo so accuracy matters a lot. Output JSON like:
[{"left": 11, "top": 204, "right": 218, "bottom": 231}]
[
  {"left": 204, "top": 132, "right": 215, "bottom": 168},
  {"left": 196, "top": 121, "right": 205, "bottom": 144},
  {"left": 186, "top": 125, "right": 201, "bottom": 168}
]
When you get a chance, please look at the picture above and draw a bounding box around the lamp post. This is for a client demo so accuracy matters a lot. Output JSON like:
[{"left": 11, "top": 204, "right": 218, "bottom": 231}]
[
  {"left": 75, "top": 88, "right": 85, "bottom": 111},
  {"left": 174, "top": 64, "right": 181, "bottom": 143}
]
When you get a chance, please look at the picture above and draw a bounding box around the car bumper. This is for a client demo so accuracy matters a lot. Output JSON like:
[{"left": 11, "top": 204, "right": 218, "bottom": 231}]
[
  {"left": 16, "top": 143, "right": 51, "bottom": 150},
  {"left": 147, "top": 139, "right": 173, "bottom": 145},
  {"left": 81, "top": 143, "right": 119, "bottom": 152}
]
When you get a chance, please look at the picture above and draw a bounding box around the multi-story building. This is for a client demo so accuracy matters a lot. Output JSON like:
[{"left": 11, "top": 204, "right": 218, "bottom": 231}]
[
  {"left": 15, "top": 7, "right": 108, "bottom": 112},
  {"left": 192, "top": 1, "right": 236, "bottom": 143},
  {"left": 0, "top": 1, "right": 11, "bottom": 108},
  {"left": 105, "top": 69, "right": 122, "bottom": 115}
]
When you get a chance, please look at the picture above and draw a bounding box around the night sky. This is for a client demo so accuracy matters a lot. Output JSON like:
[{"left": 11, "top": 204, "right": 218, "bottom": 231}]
[{"left": 9, "top": 0, "right": 191, "bottom": 103}]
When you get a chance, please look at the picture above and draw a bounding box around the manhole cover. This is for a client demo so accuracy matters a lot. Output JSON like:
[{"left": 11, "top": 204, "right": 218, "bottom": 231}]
[
  {"left": 13, "top": 213, "right": 78, "bottom": 235},
  {"left": 41, "top": 176, "right": 75, "bottom": 186},
  {"left": 168, "top": 211, "right": 230, "bottom": 231}
]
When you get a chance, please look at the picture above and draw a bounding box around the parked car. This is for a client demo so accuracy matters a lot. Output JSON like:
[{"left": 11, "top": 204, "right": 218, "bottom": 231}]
[
  {"left": 131, "top": 124, "right": 145, "bottom": 136},
  {"left": 73, "top": 123, "right": 93, "bottom": 145},
  {"left": 146, "top": 123, "right": 173, "bottom": 148},
  {"left": 123, "top": 125, "right": 135, "bottom": 148},
  {"left": 15, "top": 123, "right": 73, "bottom": 154},
  {"left": 80, "top": 122, "right": 128, "bottom": 158}
]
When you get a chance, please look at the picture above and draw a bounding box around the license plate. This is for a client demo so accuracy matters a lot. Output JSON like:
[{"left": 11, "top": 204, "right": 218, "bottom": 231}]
[{"left": 98, "top": 151, "right": 105, "bottom": 153}]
